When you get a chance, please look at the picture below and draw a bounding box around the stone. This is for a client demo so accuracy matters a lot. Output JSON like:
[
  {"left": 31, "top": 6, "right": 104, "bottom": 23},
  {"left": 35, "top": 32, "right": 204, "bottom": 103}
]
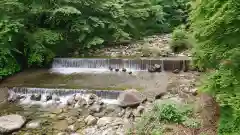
[
  {"left": 118, "top": 109, "right": 125, "bottom": 117},
  {"left": 87, "top": 94, "right": 98, "bottom": 105},
  {"left": 97, "top": 117, "right": 112, "bottom": 127},
  {"left": 133, "top": 105, "right": 144, "bottom": 117},
  {"left": 128, "top": 71, "right": 133, "bottom": 75},
  {"left": 154, "top": 64, "right": 161, "bottom": 72},
  {"left": 68, "top": 124, "right": 79, "bottom": 132},
  {"left": 115, "top": 69, "right": 119, "bottom": 72},
  {"left": 74, "top": 93, "right": 83, "bottom": 101},
  {"left": 89, "top": 104, "right": 101, "bottom": 113},
  {"left": 93, "top": 112, "right": 105, "bottom": 118},
  {"left": 84, "top": 115, "right": 97, "bottom": 126},
  {"left": 77, "top": 98, "right": 87, "bottom": 107},
  {"left": 104, "top": 104, "right": 122, "bottom": 114},
  {"left": 45, "top": 94, "right": 52, "bottom": 101},
  {"left": 67, "top": 96, "right": 76, "bottom": 106},
  {"left": 30, "top": 94, "right": 41, "bottom": 101},
  {"left": 148, "top": 64, "right": 161, "bottom": 73},
  {"left": 0, "top": 114, "right": 26, "bottom": 134},
  {"left": 109, "top": 67, "right": 113, "bottom": 71},
  {"left": 172, "top": 69, "right": 180, "bottom": 74},
  {"left": 7, "top": 90, "right": 18, "bottom": 103},
  {"left": 122, "top": 68, "right": 127, "bottom": 72},
  {"left": 26, "top": 120, "right": 41, "bottom": 129},
  {"left": 57, "top": 132, "right": 68, "bottom": 135},
  {"left": 51, "top": 108, "right": 63, "bottom": 114},
  {"left": 67, "top": 116, "right": 77, "bottom": 125},
  {"left": 124, "top": 108, "right": 133, "bottom": 118},
  {"left": 54, "top": 120, "right": 68, "bottom": 131},
  {"left": 117, "top": 89, "right": 146, "bottom": 107}
]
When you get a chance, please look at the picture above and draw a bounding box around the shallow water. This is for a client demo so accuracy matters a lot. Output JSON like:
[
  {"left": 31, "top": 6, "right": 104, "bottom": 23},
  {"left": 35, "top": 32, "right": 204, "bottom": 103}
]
[{"left": 1, "top": 69, "right": 168, "bottom": 91}]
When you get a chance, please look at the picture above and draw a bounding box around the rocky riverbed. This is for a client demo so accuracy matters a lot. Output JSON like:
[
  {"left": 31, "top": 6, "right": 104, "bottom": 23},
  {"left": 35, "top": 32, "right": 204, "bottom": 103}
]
[
  {"left": 80, "top": 34, "right": 191, "bottom": 58},
  {"left": 0, "top": 72, "right": 200, "bottom": 135}
]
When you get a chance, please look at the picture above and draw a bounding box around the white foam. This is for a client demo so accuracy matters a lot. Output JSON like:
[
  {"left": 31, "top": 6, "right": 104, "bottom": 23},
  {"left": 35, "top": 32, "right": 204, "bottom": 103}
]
[
  {"left": 49, "top": 67, "right": 139, "bottom": 75},
  {"left": 50, "top": 68, "right": 110, "bottom": 74},
  {"left": 18, "top": 93, "right": 119, "bottom": 108}
]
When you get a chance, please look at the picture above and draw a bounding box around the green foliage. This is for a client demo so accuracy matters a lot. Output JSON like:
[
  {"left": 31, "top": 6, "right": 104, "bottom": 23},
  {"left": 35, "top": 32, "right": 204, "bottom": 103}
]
[
  {"left": 190, "top": 0, "right": 240, "bottom": 134},
  {"left": 183, "top": 118, "right": 201, "bottom": 128},
  {"left": 133, "top": 100, "right": 198, "bottom": 135},
  {"left": 170, "top": 25, "right": 192, "bottom": 53}
]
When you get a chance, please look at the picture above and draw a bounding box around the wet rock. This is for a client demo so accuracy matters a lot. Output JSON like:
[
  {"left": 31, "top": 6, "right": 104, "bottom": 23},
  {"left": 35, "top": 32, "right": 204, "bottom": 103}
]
[
  {"left": 85, "top": 115, "right": 97, "bottom": 126},
  {"left": 78, "top": 98, "right": 87, "bottom": 107},
  {"left": 115, "top": 69, "right": 119, "bottom": 72},
  {"left": 0, "top": 114, "right": 26, "bottom": 134},
  {"left": 46, "top": 94, "right": 52, "bottom": 101},
  {"left": 128, "top": 71, "right": 132, "bottom": 75},
  {"left": 148, "top": 64, "right": 161, "bottom": 73},
  {"left": 172, "top": 69, "right": 180, "bottom": 74},
  {"left": 30, "top": 94, "right": 41, "bottom": 101},
  {"left": 67, "top": 96, "right": 76, "bottom": 106},
  {"left": 87, "top": 94, "right": 98, "bottom": 105},
  {"left": 7, "top": 90, "right": 18, "bottom": 103},
  {"left": 74, "top": 93, "right": 83, "bottom": 101},
  {"left": 122, "top": 68, "right": 127, "bottom": 72},
  {"left": 109, "top": 67, "right": 113, "bottom": 71},
  {"left": 53, "top": 120, "right": 68, "bottom": 131},
  {"left": 117, "top": 89, "right": 146, "bottom": 107},
  {"left": 26, "top": 120, "right": 41, "bottom": 129}
]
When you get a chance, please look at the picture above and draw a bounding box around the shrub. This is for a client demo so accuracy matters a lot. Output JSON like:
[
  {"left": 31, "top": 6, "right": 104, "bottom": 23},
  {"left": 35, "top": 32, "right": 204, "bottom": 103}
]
[
  {"left": 183, "top": 118, "right": 201, "bottom": 128},
  {"left": 170, "top": 26, "right": 192, "bottom": 53},
  {"left": 190, "top": 0, "right": 240, "bottom": 134},
  {"left": 133, "top": 100, "right": 198, "bottom": 135}
]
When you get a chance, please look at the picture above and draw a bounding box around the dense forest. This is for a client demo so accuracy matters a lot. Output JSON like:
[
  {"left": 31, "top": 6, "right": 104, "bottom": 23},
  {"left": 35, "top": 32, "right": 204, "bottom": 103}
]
[{"left": 1, "top": 0, "right": 240, "bottom": 134}]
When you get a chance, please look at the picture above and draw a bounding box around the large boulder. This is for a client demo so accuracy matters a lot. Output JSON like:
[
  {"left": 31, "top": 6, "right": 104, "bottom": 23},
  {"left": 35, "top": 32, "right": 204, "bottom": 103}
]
[
  {"left": 117, "top": 89, "right": 146, "bottom": 107},
  {"left": 0, "top": 114, "right": 26, "bottom": 134}
]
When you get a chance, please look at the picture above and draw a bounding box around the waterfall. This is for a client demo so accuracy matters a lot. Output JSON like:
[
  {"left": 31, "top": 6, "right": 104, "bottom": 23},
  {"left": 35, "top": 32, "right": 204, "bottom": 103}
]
[
  {"left": 51, "top": 57, "right": 190, "bottom": 73},
  {"left": 11, "top": 87, "right": 121, "bottom": 99}
]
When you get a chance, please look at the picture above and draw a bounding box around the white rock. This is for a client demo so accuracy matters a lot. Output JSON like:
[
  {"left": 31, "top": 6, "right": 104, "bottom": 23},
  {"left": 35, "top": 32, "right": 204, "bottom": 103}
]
[
  {"left": 26, "top": 120, "right": 41, "bottom": 129},
  {"left": 84, "top": 115, "right": 97, "bottom": 126},
  {"left": 0, "top": 114, "right": 26, "bottom": 133}
]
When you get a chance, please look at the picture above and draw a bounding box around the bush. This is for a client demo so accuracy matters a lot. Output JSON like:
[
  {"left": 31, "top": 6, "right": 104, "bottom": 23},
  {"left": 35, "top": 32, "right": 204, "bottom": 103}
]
[
  {"left": 190, "top": 0, "right": 240, "bottom": 134},
  {"left": 170, "top": 26, "right": 192, "bottom": 53},
  {"left": 132, "top": 100, "right": 198, "bottom": 135}
]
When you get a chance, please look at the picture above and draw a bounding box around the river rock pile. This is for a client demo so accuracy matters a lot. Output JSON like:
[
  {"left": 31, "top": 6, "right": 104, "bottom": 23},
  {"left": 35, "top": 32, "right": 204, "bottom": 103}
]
[{"left": 3, "top": 89, "right": 165, "bottom": 134}]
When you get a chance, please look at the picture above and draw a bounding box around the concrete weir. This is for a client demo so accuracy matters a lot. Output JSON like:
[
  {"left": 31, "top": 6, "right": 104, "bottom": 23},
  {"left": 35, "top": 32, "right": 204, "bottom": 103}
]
[{"left": 51, "top": 56, "right": 190, "bottom": 73}]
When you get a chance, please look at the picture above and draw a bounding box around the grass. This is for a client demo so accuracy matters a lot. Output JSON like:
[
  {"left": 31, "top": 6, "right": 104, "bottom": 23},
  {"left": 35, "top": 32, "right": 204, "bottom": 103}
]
[{"left": 130, "top": 99, "right": 201, "bottom": 135}]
